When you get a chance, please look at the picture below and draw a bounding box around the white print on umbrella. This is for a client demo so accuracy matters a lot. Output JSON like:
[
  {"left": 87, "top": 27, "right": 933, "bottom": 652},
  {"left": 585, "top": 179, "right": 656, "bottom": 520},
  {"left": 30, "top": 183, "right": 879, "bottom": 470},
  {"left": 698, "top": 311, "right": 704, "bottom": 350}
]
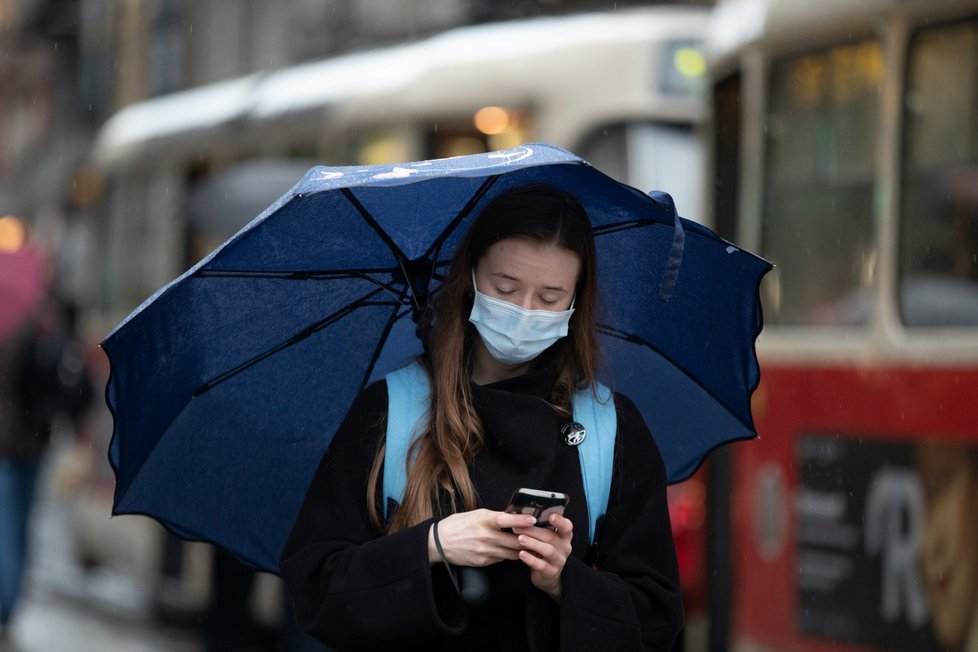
[
  {"left": 342, "top": 146, "right": 540, "bottom": 184},
  {"left": 487, "top": 145, "right": 534, "bottom": 164},
  {"left": 373, "top": 167, "right": 420, "bottom": 180},
  {"left": 404, "top": 145, "right": 536, "bottom": 173},
  {"left": 418, "top": 145, "right": 537, "bottom": 175}
]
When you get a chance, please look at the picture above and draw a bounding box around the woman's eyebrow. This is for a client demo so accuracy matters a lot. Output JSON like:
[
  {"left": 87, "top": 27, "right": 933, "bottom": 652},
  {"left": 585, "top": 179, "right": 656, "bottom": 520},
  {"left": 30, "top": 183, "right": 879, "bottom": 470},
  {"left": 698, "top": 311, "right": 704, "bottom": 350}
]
[
  {"left": 491, "top": 272, "right": 568, "bottom": 292},
  {"left": 490, "top": 272, "right": 520, "bottom": 282}
]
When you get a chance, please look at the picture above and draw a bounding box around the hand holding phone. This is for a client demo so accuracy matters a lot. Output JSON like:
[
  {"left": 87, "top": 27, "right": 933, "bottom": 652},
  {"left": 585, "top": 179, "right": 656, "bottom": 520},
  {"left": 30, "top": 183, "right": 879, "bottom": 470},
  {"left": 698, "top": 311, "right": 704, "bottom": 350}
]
[{"left": 504, "top": 488, "right": 569, "bottom": 527}]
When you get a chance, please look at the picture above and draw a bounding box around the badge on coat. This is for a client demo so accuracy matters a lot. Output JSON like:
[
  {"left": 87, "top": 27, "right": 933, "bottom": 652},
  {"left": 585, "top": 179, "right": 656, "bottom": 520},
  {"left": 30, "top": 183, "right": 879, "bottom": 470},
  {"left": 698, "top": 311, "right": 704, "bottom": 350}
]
[{"left": 561, "top": 421, "right": 586, "bottom": 446}]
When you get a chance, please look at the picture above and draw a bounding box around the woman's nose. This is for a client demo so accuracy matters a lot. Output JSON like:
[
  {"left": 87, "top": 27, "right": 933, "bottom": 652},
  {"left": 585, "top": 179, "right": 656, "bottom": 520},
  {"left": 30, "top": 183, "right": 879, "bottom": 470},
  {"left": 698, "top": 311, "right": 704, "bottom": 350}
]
[{"left": 516, "top": 293, "right": 535, "bottom": 310}]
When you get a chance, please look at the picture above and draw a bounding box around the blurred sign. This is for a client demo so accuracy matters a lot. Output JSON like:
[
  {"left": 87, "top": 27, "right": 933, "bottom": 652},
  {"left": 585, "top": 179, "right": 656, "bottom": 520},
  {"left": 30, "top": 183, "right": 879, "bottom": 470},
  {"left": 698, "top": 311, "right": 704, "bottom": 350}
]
[{"left": 795, "top": 434, "right": 977, "bottom": 651}]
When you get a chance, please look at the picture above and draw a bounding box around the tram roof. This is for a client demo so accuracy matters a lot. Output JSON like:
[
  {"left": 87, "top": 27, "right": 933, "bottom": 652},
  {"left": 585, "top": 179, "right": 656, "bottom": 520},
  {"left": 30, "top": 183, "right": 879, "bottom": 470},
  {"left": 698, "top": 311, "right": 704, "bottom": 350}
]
[
  {"left": 706, "top": 0, "right": 978, "bottom": 70},
  {"left": 92, "top": 6, "right": 707, "bottom": 171}
]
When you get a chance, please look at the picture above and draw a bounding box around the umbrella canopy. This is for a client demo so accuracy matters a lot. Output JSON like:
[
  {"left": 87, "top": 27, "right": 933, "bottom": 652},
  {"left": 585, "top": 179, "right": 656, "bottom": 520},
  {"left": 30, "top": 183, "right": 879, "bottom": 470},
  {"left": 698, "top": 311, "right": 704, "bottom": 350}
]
[
  {"left": 102, "top": 143, "right": 771, "bottom": 573},
  {"left": 0, "top": 243, "right": 48, "bottom": 343}
]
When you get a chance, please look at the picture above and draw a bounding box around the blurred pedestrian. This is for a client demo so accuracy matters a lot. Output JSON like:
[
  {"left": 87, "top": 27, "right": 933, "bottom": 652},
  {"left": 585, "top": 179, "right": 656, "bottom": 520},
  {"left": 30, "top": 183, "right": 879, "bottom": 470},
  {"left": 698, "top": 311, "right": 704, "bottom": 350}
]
[
  {"left": 0, "top": 295, "right": 93, "bottom": 645},
  {"left": 201, "top": 546, "right": 329, "bottom": 652},
  {"left": 200, "top": 546, "right": 258, "bottom": 652}
]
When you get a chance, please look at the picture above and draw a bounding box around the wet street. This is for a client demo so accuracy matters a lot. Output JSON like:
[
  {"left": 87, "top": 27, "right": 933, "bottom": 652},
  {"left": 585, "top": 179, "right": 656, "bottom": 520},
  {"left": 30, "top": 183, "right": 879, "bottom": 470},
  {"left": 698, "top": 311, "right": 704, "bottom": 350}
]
[{"left": 4, "top": 447, "right": 198, "bottom": 652}]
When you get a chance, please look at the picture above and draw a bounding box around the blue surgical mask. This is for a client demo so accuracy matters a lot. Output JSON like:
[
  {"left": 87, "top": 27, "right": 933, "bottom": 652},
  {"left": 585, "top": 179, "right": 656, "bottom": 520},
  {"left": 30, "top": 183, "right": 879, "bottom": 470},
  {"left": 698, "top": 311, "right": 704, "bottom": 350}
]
[{"left": 468, "top": 271, "right": 575, "bottom": 365}]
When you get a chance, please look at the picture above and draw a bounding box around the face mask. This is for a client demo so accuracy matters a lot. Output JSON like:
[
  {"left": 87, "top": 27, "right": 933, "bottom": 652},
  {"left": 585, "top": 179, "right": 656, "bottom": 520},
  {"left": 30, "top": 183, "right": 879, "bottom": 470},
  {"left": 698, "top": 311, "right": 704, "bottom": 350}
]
[{"left": 468, "top": 271, "right": 575, "bottom": 365}]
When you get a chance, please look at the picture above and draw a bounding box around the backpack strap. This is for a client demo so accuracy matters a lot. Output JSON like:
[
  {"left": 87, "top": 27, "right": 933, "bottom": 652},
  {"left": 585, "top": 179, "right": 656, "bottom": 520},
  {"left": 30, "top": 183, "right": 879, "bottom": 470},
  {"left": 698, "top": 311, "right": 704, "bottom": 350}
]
[
  {"left": 383, "top": 361, "right": 432, "bottom": 519},
  {"left": 384, "top": 361, "right": 618, "bottom": 547},
  {"left": 571, "top": 382, "right": 617, "bottom": 547}
]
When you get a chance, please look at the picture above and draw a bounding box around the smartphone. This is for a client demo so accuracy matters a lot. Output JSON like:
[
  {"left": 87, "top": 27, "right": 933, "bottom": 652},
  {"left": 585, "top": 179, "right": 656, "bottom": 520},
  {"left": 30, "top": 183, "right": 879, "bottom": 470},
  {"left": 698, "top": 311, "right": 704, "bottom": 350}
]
[{"left": 505, "top": 488, "right": 570, "bottom": 527}]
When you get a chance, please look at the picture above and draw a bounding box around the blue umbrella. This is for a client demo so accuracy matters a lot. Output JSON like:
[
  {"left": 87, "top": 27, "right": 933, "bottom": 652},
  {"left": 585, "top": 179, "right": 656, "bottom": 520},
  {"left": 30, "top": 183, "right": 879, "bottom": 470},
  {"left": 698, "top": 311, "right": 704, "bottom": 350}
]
[{"left": 102, "top": 143, "right": 771, "bottom": 573}]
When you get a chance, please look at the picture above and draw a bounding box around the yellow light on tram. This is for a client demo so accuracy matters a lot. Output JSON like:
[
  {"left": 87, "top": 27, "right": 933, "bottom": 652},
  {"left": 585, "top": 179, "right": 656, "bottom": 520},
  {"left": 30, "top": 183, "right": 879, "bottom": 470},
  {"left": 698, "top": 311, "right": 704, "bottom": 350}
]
[
  {"left": 674, "top": 47, "right": 706, "bottom": 79},
  {"left": 474, "top": 106, "right": 511, "bottom": 135},
  {"left": 0, "top": 215, "right": 27, "bottom": 253}
]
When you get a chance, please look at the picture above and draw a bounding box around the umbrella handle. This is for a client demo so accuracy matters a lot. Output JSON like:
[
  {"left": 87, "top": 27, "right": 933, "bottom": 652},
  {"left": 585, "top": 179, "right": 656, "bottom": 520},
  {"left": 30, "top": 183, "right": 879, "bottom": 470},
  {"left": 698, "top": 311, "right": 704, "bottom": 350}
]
[{"left": 459, "top": 566, "right": 489, "bottom": 607}]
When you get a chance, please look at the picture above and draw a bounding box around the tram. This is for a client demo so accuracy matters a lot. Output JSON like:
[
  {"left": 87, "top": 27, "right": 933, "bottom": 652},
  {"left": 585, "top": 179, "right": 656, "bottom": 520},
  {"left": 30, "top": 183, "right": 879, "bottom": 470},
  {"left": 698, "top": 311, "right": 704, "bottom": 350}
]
[
  {"left": 89, "top": 6, "right": 709, "bottom": 332},
  {"left": 82, "top": 6, "right": 712, "bottom": 630},
  {"left": 704, "top": 1, "right": 978, "bottom": 650}
]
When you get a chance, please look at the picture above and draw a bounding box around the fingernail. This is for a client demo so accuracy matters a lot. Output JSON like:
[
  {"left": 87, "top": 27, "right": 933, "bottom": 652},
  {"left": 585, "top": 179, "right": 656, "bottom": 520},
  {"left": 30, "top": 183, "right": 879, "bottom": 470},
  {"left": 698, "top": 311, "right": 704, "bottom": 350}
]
[
  {"left": 518, "top": 535, "right": 527, "bottom": 544},
  {"left": 525, "top": 516, "right": 537, "bottom": 525}
]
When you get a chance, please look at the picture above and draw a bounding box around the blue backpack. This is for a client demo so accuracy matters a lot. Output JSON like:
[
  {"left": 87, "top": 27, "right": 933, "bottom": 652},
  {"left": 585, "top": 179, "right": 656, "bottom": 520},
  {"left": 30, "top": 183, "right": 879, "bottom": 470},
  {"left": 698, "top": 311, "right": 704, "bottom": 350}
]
[{"left": 384, "top": 361, "right": 617, "bottom": 546}]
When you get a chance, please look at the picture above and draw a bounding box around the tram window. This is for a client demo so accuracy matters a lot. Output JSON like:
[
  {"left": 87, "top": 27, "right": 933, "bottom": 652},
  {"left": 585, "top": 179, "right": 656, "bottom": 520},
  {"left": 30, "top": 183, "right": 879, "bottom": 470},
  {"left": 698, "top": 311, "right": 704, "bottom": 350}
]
[
  {"left": 351, "top": 130, "right": 419, "bottom": 166},
  {"left": 628, "top": 122, "right": 704, "bottom": 224},
  {"left": 577, "top": 122, "right": 703, "bottom": 223},
  {"left": 104, "top": 180, "right": 149, "bottom": 317},
  {"left": 428, "top": 128, "right": 489, "bottom": 160},
  {"left": 762, "top": 41, "right": 883, "bottom": 327},
  {"left": 101, "top": 173, "right": 184, "bottom": 320},
  {"left": 900, "top": 19, "right": 978, "bottom": 327},
  {"left": 577, "top": 125, "right": 628, "bottom": 184}
]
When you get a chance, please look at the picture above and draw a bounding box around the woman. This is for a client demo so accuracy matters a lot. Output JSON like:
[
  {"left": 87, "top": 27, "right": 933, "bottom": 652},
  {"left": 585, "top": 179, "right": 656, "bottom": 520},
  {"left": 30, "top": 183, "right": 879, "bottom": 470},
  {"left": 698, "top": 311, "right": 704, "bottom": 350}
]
[{"left": 279, "top": 183, "right": 684, "bottom": 651}]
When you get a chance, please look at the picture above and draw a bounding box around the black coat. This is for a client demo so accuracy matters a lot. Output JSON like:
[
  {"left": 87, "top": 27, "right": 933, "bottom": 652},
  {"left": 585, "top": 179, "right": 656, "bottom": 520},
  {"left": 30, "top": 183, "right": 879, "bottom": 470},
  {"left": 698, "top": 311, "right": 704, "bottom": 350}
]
[{"left": 280, "top": 358, "right": 684, "bottom": 651}]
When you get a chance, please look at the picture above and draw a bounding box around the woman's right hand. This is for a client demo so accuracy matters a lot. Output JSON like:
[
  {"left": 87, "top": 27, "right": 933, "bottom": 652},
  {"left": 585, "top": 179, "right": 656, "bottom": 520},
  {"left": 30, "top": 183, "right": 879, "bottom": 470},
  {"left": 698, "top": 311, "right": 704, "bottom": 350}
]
[{"left": 428, "top": 509, "right": 538, "bottom": 567}]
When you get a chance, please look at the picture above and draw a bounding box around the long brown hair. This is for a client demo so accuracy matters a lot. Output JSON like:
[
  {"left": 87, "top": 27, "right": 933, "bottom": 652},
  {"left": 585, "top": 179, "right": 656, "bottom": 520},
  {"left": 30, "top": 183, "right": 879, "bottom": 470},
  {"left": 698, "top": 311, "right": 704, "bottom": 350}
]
[{"left": 368, "top": 183, "right": 601, "bottom": 531}]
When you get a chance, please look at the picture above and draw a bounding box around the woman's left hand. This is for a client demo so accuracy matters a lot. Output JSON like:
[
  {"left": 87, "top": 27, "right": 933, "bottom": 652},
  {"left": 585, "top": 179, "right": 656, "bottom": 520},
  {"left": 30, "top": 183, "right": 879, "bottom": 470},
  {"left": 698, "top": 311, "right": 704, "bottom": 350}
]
[{"left": 512, "top": 513, "right": 573, "bottom": 601}]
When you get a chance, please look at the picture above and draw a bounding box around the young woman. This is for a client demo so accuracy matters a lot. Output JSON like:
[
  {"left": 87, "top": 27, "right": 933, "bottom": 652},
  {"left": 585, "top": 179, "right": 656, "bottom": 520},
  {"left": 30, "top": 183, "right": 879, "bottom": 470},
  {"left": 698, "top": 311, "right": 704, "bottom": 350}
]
[{"left": 279, "top": 183, "right": 684, "bottom": 651}]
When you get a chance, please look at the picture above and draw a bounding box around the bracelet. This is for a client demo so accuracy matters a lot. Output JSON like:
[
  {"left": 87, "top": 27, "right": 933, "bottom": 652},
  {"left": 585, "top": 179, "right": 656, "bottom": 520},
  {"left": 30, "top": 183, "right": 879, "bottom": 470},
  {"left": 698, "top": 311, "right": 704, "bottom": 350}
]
[{"left": 432, "top": 519, "right": 462, "bottom": 595}]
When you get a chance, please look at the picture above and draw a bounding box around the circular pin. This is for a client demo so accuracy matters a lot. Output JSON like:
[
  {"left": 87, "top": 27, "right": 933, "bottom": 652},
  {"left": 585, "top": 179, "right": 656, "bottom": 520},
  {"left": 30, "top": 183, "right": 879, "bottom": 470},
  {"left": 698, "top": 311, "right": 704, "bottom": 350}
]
[{"left": 561, "top": 421, "right": 586, "bottom": 446}]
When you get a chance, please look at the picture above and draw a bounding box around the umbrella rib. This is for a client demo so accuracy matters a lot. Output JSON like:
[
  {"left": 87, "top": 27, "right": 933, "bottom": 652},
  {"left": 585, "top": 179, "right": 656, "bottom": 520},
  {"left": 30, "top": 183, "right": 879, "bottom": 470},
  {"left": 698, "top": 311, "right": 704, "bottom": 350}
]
[
  {"left": 596, "top": 323, "right": 753, "bottom": 432},
  {"left": 195, "top": 268, "right": 397, "bottom": 279},
  {"left": 358, "top": 303, "right": 414, "bottom": 393},
  {"left": 195, "top": 288, "right": 394, "bottom": 396},
  {"left": 194, "top": 268, "right": 414, "bottom": 307},
  {"left": 423, "top": 176, "right": 500, "bottom": 262},
  {"left": 341, "top": 188, "right": 410, "bottom": 265},
  {"left": 592, "top": 219, "right": 663, "bottom": 237}
]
